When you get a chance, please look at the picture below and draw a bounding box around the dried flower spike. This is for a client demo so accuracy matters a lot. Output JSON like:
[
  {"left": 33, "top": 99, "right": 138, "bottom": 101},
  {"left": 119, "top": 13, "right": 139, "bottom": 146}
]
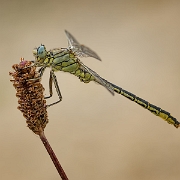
[
  {"left": 9, "top": 59, "right": 48, "bottom": 135},
  {"left": 10, "top": 59, "right": 68, "bottom": 180}
]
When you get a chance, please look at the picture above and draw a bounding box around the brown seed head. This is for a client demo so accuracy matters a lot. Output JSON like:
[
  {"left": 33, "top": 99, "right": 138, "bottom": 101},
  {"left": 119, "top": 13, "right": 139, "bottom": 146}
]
[{"left": 9, "top": 59, "right": 48, "bottom": 135}]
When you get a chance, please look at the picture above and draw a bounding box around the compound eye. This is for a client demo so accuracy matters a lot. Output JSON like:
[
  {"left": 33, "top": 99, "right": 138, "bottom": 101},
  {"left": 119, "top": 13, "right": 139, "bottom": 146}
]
[{"left": 37, "top": 45, "right": 47, "bottom": 59}]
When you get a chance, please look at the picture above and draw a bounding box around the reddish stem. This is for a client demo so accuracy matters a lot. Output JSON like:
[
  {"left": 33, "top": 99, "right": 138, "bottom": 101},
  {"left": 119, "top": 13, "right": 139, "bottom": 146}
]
[{"left": 39, "top": 130, "right": 69, "bottom": 180}]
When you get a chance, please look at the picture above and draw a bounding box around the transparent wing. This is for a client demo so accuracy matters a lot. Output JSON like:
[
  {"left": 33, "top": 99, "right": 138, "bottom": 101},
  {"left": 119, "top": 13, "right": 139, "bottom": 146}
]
[
  {"left": 79, "top": 61, "right": 114, "bottom": 95},
  {"left": 65, "top": 30, "right": 79, "bottom": 47},
  {"left": 65, "top": 30, "right": 101, "bottom": 61}
]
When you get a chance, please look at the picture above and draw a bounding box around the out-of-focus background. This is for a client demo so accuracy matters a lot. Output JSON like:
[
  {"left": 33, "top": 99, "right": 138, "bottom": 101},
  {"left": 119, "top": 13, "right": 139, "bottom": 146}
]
[{"left": 1, "top": 0, "right": 180, "bottom": 179}]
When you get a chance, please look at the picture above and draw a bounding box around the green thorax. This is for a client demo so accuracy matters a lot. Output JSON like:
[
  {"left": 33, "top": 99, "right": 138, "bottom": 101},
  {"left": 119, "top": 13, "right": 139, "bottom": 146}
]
[
  {"left": 36, "top": 48, "right": 95, "bottom": 83},
  {"left": 36, "top": 48, "right": 80, "bottom": 72},
  {"left": 50, "top": 48, "right": 95, "bottom": 83},
  {"left": 50, "top": 48, "right": 80, "bottom": 73}
]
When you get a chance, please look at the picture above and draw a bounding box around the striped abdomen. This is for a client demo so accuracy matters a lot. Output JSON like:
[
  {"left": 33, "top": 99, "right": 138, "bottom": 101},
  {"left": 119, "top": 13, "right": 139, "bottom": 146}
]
[
  {"left": 108, "top": 82, "right": 179, "bottom": 128},
  {"left": 68, "top": 67, "right": 179, "bottom": 128}
]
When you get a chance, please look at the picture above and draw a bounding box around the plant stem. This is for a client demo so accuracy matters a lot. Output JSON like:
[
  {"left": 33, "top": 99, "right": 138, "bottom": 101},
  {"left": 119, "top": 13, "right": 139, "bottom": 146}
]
[{"left": 39, "top": 130, "right": 69, "bottom": 180}]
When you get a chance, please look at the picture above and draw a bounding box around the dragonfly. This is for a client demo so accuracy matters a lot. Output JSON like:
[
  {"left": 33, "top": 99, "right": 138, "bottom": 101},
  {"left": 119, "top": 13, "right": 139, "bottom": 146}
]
[{"left": 31, "top": 30, "right": 179, "bottom": 128}]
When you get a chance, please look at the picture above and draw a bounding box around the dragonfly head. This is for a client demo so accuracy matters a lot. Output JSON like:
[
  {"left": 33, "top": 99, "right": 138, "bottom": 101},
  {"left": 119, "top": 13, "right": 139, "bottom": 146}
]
[{"left": 33, "top": 44, "right": 47, "bottom": 61}]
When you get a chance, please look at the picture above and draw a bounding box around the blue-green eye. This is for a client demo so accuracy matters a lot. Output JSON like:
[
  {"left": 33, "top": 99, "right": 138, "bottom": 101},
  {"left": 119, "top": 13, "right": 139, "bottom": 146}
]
[{"left": 37, "top": 45, "right": 47, "bottom": 59}]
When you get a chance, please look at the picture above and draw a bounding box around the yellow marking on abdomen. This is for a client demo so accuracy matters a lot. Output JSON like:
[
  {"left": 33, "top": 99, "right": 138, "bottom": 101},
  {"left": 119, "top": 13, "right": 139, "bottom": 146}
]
[{"left": 109, "top": 82, "right": 179, "bottom": 128}]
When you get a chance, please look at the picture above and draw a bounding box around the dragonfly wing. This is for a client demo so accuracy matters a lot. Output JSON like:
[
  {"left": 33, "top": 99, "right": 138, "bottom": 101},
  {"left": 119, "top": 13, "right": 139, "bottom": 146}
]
[
  {"left": 65, "top": 30, "right": 79, "bottom": 47},
  {"left": 65, "top": 30, "right": 101, "bottom": 61},
  {"left": 74, "top": 44, "right": 101, "bottom": 61},
  {"left": 79, "top": 62, "right": 114, "bottom": 95}
]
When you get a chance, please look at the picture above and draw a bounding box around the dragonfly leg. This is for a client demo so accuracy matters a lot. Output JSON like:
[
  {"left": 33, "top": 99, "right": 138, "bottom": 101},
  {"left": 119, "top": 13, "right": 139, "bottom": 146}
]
[
  {"left": 46, "top": 70, "right": 62, "bottom": 108},
  {"left": 38, "top": 66, "right": 46, "bottom": 77},
  {"left": 44, "top": 71, "right": 53, "bottom": 99},
  {"left": 29, "top": 66, "right": 46, "bottom": 81}
]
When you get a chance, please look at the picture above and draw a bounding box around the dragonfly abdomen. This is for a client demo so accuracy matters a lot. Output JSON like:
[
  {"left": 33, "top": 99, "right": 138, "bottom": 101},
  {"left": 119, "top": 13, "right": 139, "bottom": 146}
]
[{"left": 110, "top": 83, "right": 179, "bottom": 128}]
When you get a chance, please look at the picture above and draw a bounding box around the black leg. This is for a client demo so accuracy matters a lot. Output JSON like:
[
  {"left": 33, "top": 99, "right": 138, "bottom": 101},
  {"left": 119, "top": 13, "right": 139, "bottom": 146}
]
[
  {"left": 28, "top": 66, "right": 46, "bottom": 81},
  {"left": 44, "top": 71, "right": 53, "bottom": 99},
  {"left": 46, "top": 70, "right": 62, "bottom": 107}
]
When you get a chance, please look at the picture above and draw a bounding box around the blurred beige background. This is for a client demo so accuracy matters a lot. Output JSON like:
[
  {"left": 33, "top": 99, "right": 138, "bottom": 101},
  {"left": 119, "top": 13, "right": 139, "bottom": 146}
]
[{"left": 1, "top": 0, "right": 180, "bottom": 179}]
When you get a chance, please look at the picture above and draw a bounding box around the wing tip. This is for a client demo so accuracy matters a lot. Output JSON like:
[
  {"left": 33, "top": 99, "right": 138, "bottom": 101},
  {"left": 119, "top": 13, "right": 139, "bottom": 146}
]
[
  {"left": 109, "top": 89, "right": 115, "bottom": 96},
  {"left": 64, "top": 29, "right": 69, "bottom": 36},
  {"left": 96, "top": 56, "right": 102, "bottom": 61}
]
